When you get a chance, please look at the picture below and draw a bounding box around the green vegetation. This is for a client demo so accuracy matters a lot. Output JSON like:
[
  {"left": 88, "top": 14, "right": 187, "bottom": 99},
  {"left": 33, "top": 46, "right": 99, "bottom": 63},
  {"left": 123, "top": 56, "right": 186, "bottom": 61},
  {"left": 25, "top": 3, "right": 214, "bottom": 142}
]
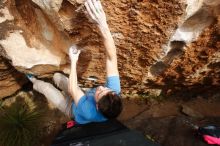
[{"left": 0, "top": 98, "right": 44, "bottom": 146}]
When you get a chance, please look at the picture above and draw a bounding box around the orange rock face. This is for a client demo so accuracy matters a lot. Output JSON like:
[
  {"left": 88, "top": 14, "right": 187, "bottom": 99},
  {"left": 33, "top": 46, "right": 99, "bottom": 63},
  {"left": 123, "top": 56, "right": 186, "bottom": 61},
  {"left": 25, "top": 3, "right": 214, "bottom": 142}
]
[
  {"left": 0, "top": 0, "right": 219, "bottom": 98},
  {"left": 0, "top": 57, "right": 27, "bottom": 98}
]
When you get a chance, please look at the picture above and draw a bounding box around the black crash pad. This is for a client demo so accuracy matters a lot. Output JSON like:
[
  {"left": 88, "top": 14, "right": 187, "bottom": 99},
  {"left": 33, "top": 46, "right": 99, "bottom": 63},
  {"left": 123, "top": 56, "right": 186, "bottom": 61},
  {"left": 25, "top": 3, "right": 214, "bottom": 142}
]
[{"left": 51, "top": 120, "right": 160, "bottom": 146}]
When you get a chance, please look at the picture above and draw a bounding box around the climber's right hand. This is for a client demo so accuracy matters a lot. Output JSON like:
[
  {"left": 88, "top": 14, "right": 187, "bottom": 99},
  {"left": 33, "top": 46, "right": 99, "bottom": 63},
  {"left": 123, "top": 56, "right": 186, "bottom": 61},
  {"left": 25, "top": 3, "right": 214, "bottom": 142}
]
[
  {"left": 69, "top": 45, "right": 81, "bottom": 62},
  {"left": 85, "top": 0, "right": 108, "bottom": 29}
]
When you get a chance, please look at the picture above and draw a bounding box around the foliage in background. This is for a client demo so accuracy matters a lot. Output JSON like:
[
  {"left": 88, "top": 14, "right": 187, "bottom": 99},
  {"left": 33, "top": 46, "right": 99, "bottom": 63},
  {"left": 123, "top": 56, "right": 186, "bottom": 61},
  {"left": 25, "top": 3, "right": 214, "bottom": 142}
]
[{"left": 0, "top": 97, "right": 44, "bottom": 146}]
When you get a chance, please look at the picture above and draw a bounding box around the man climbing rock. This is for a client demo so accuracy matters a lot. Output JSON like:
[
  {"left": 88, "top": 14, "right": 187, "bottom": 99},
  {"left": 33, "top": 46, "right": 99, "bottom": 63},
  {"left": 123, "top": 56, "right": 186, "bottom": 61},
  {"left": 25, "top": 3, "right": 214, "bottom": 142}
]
[{"left": 27, "top": 0, "right": 122, "bottom": 124}]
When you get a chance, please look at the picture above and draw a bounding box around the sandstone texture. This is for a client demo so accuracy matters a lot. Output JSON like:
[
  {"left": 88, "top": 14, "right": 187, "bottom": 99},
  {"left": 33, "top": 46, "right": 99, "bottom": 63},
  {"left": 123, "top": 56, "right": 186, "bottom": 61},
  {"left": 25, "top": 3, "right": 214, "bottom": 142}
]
[
  {"left": 0, "top": 57, "right": 27, "bottom": 98},
  {"left": 0, "top": 0, "right": 219, "bottom": 98}
]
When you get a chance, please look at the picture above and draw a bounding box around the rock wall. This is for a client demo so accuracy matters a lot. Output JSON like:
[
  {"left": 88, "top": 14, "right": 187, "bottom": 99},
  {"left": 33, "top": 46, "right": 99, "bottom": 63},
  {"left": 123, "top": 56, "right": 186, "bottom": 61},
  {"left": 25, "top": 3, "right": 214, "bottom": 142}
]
[
  {"left": 0, "top": 0, "right": 219, "bottom": 98},
  {"left": 0, "top": 57, "right": 27, "bottom": 98}
]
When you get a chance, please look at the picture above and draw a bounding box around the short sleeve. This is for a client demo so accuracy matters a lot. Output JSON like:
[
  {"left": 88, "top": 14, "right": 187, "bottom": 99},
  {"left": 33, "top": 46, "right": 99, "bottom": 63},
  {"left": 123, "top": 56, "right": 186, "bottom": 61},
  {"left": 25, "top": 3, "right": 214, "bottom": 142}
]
[
  {"left": 72, "top": 95, "right": 107, "bottom": 124},
  {"left": 105, "top": 76, "right": 121, "bottom": 94},
  {"left": 73, "top": 96, "right": 96, "bottom": 119}
]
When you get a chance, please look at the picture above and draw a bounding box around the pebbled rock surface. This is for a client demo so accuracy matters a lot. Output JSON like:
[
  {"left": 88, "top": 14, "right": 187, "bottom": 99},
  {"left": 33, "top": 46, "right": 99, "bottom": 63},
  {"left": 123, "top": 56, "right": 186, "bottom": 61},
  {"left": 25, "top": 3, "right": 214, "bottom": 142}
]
[{"left": 0, "top": 0, "right": 220, "bottom": 98}]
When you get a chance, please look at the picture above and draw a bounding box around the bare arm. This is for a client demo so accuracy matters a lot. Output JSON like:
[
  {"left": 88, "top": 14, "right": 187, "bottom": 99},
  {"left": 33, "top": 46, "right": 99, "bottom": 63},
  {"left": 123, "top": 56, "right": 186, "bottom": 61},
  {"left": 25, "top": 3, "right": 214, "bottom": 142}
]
[
  {"left": 68, "top": 46, "right": 85, "bottom": 105},
  {"left": 85, "top": 0, "right": 119, "bottom": 77}
]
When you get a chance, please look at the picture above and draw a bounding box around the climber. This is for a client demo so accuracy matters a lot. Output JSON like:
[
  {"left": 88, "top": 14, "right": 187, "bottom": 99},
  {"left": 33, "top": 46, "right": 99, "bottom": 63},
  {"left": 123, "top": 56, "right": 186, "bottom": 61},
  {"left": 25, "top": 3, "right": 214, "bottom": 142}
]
[{"left": 27, "top": 0, "right": 122, "bottom": 124}]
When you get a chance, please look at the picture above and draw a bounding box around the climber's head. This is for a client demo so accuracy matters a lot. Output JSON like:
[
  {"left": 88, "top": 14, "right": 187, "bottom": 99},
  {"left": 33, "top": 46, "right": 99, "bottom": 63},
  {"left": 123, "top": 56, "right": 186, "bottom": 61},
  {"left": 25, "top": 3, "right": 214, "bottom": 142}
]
[{"left": 95, "top": 86, "right": 123, "bottom": 119}]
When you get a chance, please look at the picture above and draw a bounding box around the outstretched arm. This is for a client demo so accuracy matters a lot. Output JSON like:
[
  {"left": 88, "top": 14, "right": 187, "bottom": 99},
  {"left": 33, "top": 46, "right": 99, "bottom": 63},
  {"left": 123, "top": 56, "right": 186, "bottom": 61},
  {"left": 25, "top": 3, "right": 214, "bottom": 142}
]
[
  {"left": 85, "top": 0, "right": 119, "bottom": 77},
  {"left": 68, "top": 46, "right": 85, "bottom": 105}
]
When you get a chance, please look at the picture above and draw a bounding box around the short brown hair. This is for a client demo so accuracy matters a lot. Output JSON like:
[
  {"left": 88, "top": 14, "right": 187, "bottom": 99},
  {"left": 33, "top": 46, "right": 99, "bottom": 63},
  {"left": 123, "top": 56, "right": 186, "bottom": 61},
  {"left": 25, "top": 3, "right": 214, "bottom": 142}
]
[{"left": 97, "top": 92, "right": 122, "bottom": 119}]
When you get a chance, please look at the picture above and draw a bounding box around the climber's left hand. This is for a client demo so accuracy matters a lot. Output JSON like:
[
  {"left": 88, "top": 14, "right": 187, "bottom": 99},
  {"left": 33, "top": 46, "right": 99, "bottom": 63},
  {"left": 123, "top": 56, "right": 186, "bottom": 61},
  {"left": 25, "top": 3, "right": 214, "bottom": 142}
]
[{"left": 69, "top": 45, "right": 81, "bottom": 62}]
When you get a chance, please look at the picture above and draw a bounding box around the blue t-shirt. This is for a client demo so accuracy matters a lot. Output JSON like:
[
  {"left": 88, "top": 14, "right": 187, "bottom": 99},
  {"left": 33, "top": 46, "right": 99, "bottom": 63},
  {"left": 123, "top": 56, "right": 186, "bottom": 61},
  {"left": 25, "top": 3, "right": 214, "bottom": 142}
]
[{"left": 72, "top": 76, "right": 121, "bottom": 124}]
